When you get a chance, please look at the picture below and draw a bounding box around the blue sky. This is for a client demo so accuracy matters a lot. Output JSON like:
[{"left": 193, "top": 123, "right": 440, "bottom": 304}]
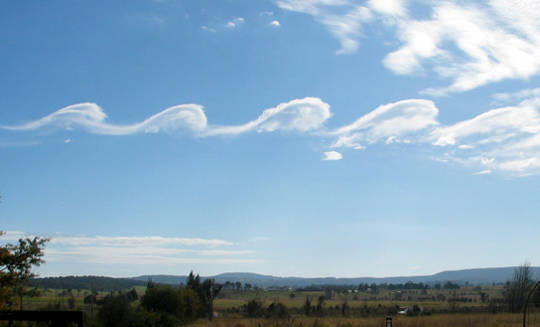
[{"left": 1, "top": 0, "right": 540, "bottom": 278}]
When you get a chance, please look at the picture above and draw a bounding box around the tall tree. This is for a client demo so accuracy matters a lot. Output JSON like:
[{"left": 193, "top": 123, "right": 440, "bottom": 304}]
[
  {"left": 200, "top": 279, "right": 222, "bottom": 321},
  {"left": 0, "top": 232, "right": 48, "bottom": 309},
  {"left": 186, "top": 272, "right": 222, "bottom": 320},
  {"left": 504, "top": 263, "right": 535, "bottom": 313}
]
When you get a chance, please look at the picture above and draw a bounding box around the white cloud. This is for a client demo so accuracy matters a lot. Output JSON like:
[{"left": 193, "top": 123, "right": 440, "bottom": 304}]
[
  {"left": 0, "top": 230, "right": 27, "bottom": 241},
  {"left": 0, "top": 140, "right": 40, "bottom": 148},
  {"left": 492, "top": 88, "right": 540, "bottom": 104},
  {"left": 2, "top": 97, "right": 331, "bottom": 137},
  {"left": 277, "top": 0, "right": 372, "bottom": 54},
  {"left": 392, "top": 2, "right": 540, "bottom": 95},
  {"left": 366, "top": 0, "right": 407, "bottom": 17},
  {"left": 428, "top": 96, "right": 540, "bottom": 174},
  {"left": 1, "top": 103, "right": 207, "bottom": 135},
  {"left": 431, "top": 105, "right": 540, "bottom": 147},
  {"left": 45, "top": 248, "right": 258, "bottom": 265},
  {"left": 330, "top": 99, "right": 438, "bottom": 149},
  {"left": 323, "top": 150, "right": 342, "bottom": 160},
  {"left": 47, "top": 234, "right": 234, "bottom": 247},
  {"left": 3, "top": 231, "right": 258, "bottom": 267},
  {"left": 326, "top": 93, "right": 540, "bottom": 175},
  {"left": 1, "top": 232, "right": 233, "bottom": 247},
  {"left": 204, "top": 97, "right": 331, "bottom": 136},
  {"left": 270, "top": 20, "right": 281, "bottom": 27},
  {"left": 201, "top": 25, "right": 216, "bottom": 33},
  {"left": 276, "top": 0, "right": 540, "bottom": 93},
  {"left": 6, "top": 93, "right": 540, "bottom": 175},
  {"left": 473, "top": 169, "right": 492, "bottom": 175},
  {"left": 226, "top": 17, "right": 245, "bottom": 28}
]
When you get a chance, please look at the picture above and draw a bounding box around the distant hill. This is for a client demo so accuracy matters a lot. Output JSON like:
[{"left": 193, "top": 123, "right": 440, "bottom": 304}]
[
  {"left": 132, "top": 266, "right": 540, "bottom": 287},
  {"left": 34, "top": 266, "right": 540, "bottom": 291},
  {"left": 32, "top": 275, "right": 147, "bottom": 292}
]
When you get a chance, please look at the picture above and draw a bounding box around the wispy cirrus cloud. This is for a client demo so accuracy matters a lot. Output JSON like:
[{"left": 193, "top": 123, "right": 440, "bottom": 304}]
[
  {"left": 277, "top": 0, "right": 372, "bottom": 54},
  {"left": 389, "top": 1, "right": 540, "bottom": 95},
  {"left": 276, "top": 0, "right": 540, "bottom": 94},
  {"left": 492, "top": 88, "right": 540, "bottom": 105}
]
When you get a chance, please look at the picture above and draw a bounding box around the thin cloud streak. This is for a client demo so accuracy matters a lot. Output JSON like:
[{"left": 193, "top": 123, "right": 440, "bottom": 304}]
[
  {"left": 1, "top": 231, "right": 234, "bottom": 247},
  {"left": 3, "top": 232, "right": 258, "bottom": 267},
  {"left": 49, "top": 235, "right": 234, "bottom": 247}
]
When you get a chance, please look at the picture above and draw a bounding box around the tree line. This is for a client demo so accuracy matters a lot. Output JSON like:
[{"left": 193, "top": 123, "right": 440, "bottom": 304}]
[{"left": 32, "top": 276, "right": 147, "bottom": 292}]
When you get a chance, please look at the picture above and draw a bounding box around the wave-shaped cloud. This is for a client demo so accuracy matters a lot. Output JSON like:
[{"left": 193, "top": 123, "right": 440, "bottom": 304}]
[
  {"left": 204, "top": 97, "right": 331, "bottom": 135},
  {"left": 330, "top": 99, "right": 439, "bottom": 149},
  {"left": 430, "top": 97, "right": 540, "bottom": 174},
  {"left": 5, "top": 93, "right": 540, "bottom": 175},
  {"left": 329, "top": 92, "right": 540, "bottom": 175},
  {"left": 2, "top": 103, "right": 207, "bottom": 135},
  {"left": 2, "top": 97, "right": 331, "bottom": 137}
]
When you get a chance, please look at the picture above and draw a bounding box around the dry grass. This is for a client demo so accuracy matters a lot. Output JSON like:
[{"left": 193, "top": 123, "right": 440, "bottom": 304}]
[{"left": 186, "top": 313, "right": 526, "bottom": 327}]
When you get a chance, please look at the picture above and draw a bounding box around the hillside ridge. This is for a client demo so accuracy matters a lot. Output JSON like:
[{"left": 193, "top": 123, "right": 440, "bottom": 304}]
[{"left": 131, "top": 266, "right": 540, "bottom": 287}]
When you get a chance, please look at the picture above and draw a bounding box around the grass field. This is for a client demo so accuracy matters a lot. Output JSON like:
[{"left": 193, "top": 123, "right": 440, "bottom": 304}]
[
  {"left": 19, "top": 285, "right": 504, "bottom": 312},
  {"left": 186, "top": 314, "right": 530, "bottom": 327},
  {"left": 15, "top": 284, "right": 536, "bottom": 327}
]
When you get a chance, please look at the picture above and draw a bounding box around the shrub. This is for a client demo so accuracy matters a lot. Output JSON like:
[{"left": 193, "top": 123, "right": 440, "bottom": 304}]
[
  {"left": 245, "top": 299, "right": 265, "bottom": 317},
  {"left": 141, "top": 285, "right": 201, "bottom": 324},
  {"left": 97, "top": 294, "right": 133, "bottom": 327},
  {"left": 266, "top": 302, "right": 289, "bottom": 319}
]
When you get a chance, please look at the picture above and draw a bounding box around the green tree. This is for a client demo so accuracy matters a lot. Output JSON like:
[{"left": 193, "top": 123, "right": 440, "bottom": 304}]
[
  {"left": 141, "top": 284, "right": 201, "bottom": 324},
  {"left": 0, "top": 232, "right": 48, "bottom": 309},
  {"left": 266, "top": 302, "right": 288, "bottom": 319},
  {"left": 186, "top": 272, "right": 222, "bottom": 321},
  {"left": 200, "top": 279, "right": 222, "bottom": 320},
  {"left": 97, "top": 294, "right": 134, "bottom": 327},
  {"left": 341, "top": 301, "right": 350, "bottom": 316},
  {"left": 245, "top": 299, "right": 265, "bottom": 317},
  {"left": 303, "top": 297, "right": 313, "bottom": 316}
]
